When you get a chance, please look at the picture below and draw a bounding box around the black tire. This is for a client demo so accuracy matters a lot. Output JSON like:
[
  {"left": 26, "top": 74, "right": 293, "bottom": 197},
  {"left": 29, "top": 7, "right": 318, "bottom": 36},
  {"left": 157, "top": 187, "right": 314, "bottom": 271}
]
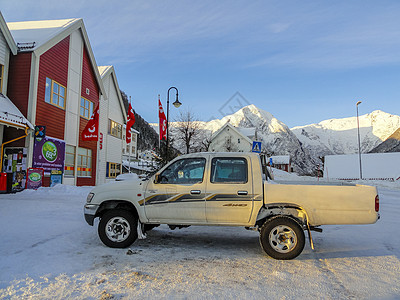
[
  {"left": 98, "top": 209, "right": 138, "bottom": 248},
  {"left": 259, "top": 216, "right": 305, "bottom": 260}
]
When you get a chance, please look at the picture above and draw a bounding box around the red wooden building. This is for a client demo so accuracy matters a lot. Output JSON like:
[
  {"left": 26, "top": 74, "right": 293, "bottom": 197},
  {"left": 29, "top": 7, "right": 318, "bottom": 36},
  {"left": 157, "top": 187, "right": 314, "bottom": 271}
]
[{"left": 4, "top": 19, "right": 105, "bottom": 186}]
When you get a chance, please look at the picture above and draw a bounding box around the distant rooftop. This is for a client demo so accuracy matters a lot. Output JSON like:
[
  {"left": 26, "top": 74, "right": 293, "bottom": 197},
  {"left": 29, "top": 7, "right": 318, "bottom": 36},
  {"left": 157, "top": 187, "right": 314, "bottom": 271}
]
[{"left": 98, "top": 66, "right": 113, "bottom": 78}]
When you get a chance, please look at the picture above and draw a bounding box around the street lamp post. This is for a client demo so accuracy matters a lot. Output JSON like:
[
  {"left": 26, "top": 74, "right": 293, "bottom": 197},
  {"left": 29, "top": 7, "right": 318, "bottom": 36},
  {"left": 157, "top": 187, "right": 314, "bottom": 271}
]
[
  {"left": 356, "top": 101, "right": 363, "bottom": 180},
  {"left": 165, "top": 87, "right": 182, "bottom": 160}
]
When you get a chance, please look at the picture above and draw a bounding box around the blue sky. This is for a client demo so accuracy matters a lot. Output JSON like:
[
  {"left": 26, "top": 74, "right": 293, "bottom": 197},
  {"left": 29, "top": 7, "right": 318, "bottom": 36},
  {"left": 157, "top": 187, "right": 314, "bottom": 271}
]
[{"left": 2, "top": 0, "right": 400, "bottom": 127}]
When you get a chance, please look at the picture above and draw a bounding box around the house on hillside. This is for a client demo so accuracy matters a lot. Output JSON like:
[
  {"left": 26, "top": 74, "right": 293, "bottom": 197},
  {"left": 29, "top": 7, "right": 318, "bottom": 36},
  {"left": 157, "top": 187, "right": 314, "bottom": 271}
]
[
  {"left": 209, "top": 123, "right": 256, "bottom": 152},
  {"left": 97, "top": 66, "right": 127, "bottom": 184},
  {"left": 324, "top": 152, "right": 400, "bottom": 181},
  {"left": 4, "top": 18, "right": 105, "bottom": 187},
  {"left": 268, "top": 155, "right": 292, "bottom": 172}
]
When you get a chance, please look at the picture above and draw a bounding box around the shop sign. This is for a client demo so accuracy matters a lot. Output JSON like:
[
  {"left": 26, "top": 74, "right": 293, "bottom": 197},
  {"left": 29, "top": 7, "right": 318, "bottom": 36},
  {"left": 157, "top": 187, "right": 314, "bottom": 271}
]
[
  {"left": 26, "top": 168, "right": 44, "bottom": 189},
  {"left": 33, "top": 136, "right": 66, "bottom": 174}
]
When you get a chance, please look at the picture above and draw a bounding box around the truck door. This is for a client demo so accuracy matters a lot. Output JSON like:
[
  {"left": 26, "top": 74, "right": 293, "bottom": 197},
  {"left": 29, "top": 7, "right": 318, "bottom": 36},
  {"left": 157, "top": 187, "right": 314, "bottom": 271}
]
[
  {"left": 205, "top": 156, "right": 254, "bottom": 224},
  {"left": 144, "top": 157, "right": 207, "bottom": 223}
]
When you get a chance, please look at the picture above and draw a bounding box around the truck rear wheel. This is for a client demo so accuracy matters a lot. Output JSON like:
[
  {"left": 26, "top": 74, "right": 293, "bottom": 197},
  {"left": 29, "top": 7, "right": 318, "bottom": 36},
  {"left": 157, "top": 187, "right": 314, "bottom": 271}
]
[
  {"left": 98, "top": 209, "right": 138, "bottom": 248},
  {"left": 259, "top": 216, "right": 305, "bottom": 260}
]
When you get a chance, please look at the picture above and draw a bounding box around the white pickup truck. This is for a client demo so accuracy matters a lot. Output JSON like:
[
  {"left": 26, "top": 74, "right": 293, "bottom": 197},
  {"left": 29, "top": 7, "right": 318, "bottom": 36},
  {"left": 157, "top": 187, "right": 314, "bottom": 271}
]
[{"left": 84, "top": 152, "right": 379, "bottom": 260}]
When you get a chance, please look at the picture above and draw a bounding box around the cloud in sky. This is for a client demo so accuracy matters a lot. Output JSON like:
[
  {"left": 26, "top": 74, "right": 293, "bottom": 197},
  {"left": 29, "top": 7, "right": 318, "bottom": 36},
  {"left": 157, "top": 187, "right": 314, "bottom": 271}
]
[
  {"left": 3, "top": 0, "right": 400, "bottom": 69},
  {"left": 2, "top": 0, "right": 400, "bottom": 127}
]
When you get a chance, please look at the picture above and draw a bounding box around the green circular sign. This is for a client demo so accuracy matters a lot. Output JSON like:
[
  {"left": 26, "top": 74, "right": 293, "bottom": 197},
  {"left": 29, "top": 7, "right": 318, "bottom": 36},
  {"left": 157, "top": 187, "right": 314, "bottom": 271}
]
[
  {"left": 42, "top": 141, "right": 58, "bottom": 163},
  {"left": 29, "top": 172, "right": 41, "bottom": 182}
]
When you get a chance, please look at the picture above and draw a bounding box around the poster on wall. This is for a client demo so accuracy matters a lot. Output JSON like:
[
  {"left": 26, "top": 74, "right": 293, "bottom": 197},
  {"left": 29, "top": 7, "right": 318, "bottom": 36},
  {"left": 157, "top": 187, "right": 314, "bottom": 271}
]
[
  {"left": 50, "top": 170, "right": 63, "bottom": 187},
  {"left": 32, "top": 136, "right": 66, "bottom": 175},
  {"left": 26, "top": 168, "right": 44, "bottom": 189}
]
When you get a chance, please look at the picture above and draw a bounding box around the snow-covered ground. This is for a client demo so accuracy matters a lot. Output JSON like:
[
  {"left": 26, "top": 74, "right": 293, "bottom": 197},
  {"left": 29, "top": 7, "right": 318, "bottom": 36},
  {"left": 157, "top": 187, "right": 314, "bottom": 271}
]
[{"left": 0, "top": 172, "right": 399, "bottom": 299}]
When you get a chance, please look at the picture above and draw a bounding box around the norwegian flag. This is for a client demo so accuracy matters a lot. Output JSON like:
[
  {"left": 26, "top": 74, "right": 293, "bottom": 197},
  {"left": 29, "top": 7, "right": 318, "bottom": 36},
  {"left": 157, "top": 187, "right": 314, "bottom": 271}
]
[
  {"left": 159, "top": 98, "right": 167, "bottom": 140},
  {"left": 126, "top": 103, "right": 136, "bottom": 144},
  {"left": 82, "top": 104, "right": 99, "bottom": 141}
]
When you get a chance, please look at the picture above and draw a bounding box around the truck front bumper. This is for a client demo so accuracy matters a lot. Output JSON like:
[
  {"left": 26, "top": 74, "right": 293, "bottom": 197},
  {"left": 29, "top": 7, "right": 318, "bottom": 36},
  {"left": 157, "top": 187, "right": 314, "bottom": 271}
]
[{"left": 84, "top": 204, "right": 99, "bottom": 226}]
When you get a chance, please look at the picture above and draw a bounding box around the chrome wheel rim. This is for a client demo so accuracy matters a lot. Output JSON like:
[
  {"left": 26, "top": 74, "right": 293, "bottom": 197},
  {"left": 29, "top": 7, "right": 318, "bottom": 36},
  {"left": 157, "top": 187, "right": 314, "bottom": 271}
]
[
  {"left": 105, "top": 216, "right": 131, "bottom": 242},
  {"left": 268, "top": 225, "right": 297, "bottom": 253}
]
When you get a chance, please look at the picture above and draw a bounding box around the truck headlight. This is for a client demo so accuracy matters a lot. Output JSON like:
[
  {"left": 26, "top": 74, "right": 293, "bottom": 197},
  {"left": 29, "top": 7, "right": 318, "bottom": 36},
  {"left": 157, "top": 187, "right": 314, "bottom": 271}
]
[{"left": 86, "top": 193, "right": 95, "bottom": 203}]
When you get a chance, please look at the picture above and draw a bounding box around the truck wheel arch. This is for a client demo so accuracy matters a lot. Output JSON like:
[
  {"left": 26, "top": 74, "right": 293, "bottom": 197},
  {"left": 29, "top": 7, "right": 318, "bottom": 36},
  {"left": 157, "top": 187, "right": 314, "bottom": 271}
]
[
  {"left": 96, "top": 200, "right": 139, "bottom": 220},
  {"left": 255, "top": 203, "right": 309, "bottom": 228}
]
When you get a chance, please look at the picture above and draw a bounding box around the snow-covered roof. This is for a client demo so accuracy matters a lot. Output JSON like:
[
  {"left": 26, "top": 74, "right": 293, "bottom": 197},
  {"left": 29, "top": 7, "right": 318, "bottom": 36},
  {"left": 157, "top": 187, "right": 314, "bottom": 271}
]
[
  {"left": 237, "top": 127, "right": 256, "bottom": 138},
  {"left": 270, "top": 155, "right": 290, "bottom": 165},
  {"left": 211, "top": 123, "right": 253, "bottom": 144},
  {"left": 7, "top": 18, "right": 105, "bottom": 96},
  {"left": 324, "top": 153, "right": 400, "bottom": 180},
  {"left": 0, "top": 11, "right": 17, "bottom": 54},
  {"left": 0, "top": 93, "right": 34, "bottom": 129},
  {"left": 98, "top": 65, "right": 127, "bottom": 122},
  {"left": 7, "top": 18, "right": 79, "bottom": 52}
]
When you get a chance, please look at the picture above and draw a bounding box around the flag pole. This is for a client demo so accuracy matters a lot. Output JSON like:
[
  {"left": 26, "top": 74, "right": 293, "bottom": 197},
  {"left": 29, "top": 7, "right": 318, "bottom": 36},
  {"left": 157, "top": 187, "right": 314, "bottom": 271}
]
[
  {"left": 128, "top": 96, "right": 132, "bottom": 174},
  {"left": 158, "top": 94, "right": 161, "bottom": 151}
]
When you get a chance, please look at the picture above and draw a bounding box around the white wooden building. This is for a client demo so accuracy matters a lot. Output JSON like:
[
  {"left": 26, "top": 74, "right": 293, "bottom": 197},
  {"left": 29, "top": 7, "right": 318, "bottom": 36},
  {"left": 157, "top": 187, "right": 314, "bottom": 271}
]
[
  {"left": 97, "top": 66, "right": 127, "bottom": 184},
  {"left": 209, "top": 123, "right": 256, "bottom": 152}
]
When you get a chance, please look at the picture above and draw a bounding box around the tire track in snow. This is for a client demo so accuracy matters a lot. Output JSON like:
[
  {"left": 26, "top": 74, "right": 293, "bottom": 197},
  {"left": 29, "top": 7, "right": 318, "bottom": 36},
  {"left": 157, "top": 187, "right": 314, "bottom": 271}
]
[{"left": 314, "top": 257, "right": 358, "bottom": 299}]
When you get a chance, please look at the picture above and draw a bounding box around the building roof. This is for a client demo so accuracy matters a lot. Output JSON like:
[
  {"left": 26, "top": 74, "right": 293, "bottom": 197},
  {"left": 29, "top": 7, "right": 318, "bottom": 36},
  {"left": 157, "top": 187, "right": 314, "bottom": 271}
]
[
  {"left": 7, "top": 18, "right": 105, "bottom": 96},
  {"left": 237, "top": 127, "right": 256, "bottom": 139},
  {"left": 98, "top": 65, "right": 127, "bottom": 122},
  {"left": 0, "top": 11, "right": 17, "bottom": 54},
  {"left": 270, "top": 155, "right": 290, "bottom": 165},
  {"left": 7, "top": 18, "right": 78, "bottom": 52},
  {"left": 211, "top": 123, "right": 253, "bottom": 144},
  {"left": 0, "top": 93, "right": 34, "bottom": 129}
]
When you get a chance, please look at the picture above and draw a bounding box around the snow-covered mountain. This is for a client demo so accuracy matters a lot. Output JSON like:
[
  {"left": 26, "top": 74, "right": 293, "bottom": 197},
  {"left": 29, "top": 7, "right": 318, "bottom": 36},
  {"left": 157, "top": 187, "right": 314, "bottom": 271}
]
[
  {"left": 370, "top": 127, "right": 400, "bottom": 153},
  {"left": 291, "top": 110, "right": 400, "bottom": 157},
  {"left": 201, "top": 105, "right": 318, "bottom": 175},
  {"left": 159, "top": 105, "right": 399, "bottom": 175}
]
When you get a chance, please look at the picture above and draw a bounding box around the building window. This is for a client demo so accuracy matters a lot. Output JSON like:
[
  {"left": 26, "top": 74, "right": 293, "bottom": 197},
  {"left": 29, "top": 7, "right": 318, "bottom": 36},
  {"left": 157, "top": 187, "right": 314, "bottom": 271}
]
[
  {"left": 77, "top": 147, "right": 92, "bottom": 177},
  {"left": 64, "top": 145, "right": 75, "bottom": 176},
  {"left": 45, "top": 77, "right": 66, "bottom": 108},
  {"left": 108, "top": 119, "right": 122, "bottom": 139},
  {"left": 80, "top": 97, "right": 94, "bottom": 119},
  {"left": 0, "top": 64, "right": 4, "bottom": 93},
  {"left": 107, "top": 162, "right": 121, "bottom": 178}
]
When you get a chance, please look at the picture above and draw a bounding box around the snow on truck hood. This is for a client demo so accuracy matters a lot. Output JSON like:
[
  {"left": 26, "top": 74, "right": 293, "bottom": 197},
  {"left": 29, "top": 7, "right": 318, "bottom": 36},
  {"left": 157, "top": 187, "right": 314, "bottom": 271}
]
[{"left": 89, "top": 178, "right": 144, "bottom": 196}]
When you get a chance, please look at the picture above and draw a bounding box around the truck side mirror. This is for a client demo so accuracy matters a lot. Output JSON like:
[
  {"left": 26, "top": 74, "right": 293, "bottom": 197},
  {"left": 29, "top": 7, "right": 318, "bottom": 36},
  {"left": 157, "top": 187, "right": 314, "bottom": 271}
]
[{"left": 154, "top": 174, "right": 160, "bottom": 184}]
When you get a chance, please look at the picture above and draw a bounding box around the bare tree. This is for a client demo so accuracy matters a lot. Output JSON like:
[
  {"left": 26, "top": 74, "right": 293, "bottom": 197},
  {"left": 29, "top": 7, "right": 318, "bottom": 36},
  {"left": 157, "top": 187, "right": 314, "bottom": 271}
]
[
  {"left": 174, "top": 110, "right": 202, "bottom": 154},
  {"left": 200, "top": 130, "right": 213, "bottom": 152}
]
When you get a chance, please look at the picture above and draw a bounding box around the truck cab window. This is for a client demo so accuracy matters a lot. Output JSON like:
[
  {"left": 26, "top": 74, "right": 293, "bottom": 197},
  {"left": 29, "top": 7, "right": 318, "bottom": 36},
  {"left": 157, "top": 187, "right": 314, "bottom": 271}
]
[
  {"left": 211, "top": 157, "right": 248, "bottom": 183},
  {"left": 159, "top": 158, "right": 206, "bottom": 184}
]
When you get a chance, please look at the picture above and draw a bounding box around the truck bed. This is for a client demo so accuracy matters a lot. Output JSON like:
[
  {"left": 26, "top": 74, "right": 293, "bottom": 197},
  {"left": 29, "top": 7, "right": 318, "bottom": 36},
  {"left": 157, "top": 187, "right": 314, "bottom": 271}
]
[{"left": 264, "top": 181, "right": 379, "bottom": 226}]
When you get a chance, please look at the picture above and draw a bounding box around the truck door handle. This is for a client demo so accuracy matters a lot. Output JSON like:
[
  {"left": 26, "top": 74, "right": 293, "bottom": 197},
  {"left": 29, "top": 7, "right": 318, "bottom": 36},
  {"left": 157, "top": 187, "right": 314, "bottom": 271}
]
[
  {"left": 237, "top": 191, "right": 248, "bottom": 196},
  {"left": 190, "top": 190, "right": 201, "bottom": 195}
]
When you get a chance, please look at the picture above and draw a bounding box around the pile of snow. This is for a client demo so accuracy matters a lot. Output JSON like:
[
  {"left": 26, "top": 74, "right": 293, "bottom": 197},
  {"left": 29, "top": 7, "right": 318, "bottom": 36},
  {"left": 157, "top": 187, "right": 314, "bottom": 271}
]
[
  {"left": 1, "top": 180, "right": 400, "bottom": 298},
  {"left": 115, "top": 173, "right": 140, "bottom": 181}
]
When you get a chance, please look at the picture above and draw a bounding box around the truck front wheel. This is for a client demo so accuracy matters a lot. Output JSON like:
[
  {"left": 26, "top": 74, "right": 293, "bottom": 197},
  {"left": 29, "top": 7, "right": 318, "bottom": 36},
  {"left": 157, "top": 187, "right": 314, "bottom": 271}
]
[
  {"left": 259, "top": 216, "right": 305, "bottom": 260},
  {"left": 98, "top": 209, "right": 138, "bottom": 248}
]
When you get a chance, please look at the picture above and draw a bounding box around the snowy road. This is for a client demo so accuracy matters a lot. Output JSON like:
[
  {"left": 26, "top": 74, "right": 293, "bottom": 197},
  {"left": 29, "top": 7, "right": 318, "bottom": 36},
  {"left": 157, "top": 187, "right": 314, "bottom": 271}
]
[{"left": 0, "top": 183, "right": 399, "bottom": 299}]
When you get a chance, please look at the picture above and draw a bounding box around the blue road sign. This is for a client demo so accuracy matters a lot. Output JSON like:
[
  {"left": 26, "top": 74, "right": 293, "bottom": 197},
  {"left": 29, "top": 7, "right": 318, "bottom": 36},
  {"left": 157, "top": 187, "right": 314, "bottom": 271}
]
[{"left": 252, "top": 141, "right": 262, "bottom": 153}]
